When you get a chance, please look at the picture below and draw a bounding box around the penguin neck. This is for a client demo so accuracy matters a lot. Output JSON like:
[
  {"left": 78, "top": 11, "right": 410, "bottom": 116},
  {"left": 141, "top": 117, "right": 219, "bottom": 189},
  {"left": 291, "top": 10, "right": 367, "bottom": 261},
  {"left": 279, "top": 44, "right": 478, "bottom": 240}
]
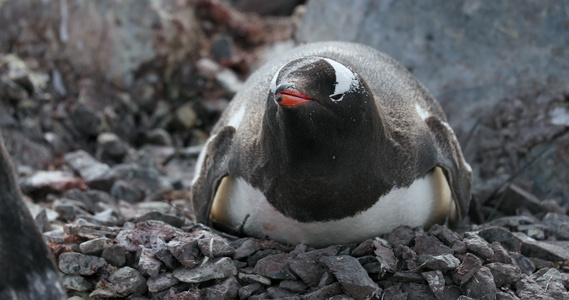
[
  {"left": 261, "top": 102, "right": 383, "bottom": 178},
  {"left": 256, "top": 101, "right": 392, "bottom": 222}
]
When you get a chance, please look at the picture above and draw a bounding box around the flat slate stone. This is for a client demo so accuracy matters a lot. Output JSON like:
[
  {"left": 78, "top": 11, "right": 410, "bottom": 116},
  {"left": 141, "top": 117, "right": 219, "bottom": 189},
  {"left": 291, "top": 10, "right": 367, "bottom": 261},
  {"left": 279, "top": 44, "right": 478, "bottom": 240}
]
[
  {"left": 320, "top": 255, "right": 381, "bottom": 299},
  {"left": 59, "top": 252, "right": 107, "bottom": 276},
  {"left": 173, "top": 257, "right": 237, "bottom": 283}
]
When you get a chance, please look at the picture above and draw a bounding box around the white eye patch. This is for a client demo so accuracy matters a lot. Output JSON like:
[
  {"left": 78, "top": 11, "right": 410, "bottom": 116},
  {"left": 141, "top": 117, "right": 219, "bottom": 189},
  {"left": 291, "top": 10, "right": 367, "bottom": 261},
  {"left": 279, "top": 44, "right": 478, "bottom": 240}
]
[{"left": 323, "top": 58, "right": 359, "bottom": 102}]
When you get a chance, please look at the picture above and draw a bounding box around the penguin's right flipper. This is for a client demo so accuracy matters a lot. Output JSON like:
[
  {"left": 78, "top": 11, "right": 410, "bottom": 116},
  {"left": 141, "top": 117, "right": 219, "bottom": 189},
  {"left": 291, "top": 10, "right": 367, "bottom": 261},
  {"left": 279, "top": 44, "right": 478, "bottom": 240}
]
[{"left": 189, "top": 126, "right": 236, "bottom": 225}]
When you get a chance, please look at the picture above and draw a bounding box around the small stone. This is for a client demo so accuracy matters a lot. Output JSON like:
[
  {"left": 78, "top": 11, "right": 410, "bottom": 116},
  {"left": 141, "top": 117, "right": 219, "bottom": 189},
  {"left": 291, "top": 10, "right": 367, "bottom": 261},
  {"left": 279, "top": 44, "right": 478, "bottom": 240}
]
[
  {"left": 210, "top": 34, "right": 236, "bottom": 64},
  {"left": 413, "top": 235, "right": 453, "bottom": 256},
  {"left": 491, "top": 242, "right": 515, "bottom": 264},
  {"left": 89, "top": 288, "right": 116, "bottom": 298},
  {"left": 362, "top": 261, "right": 382, "bottom": 274},
  {"left": 518, "top": 224, "right": 547, "bottom": 240},
  {"left": 318, "top": 271, "right": 336, "bottom": 287},
  {"left": 496, "top": 291, "right": 520, "bottom": 300},
  {"left": 79, "top": 237, "right": 113, "bottom": 255},
  {"left": 116, "top": 221, "right": 177, "bottom": 252},
  {"left": 216, "top": 68, "right": 243, "bottom": 96},
  {"left": 404, "top": 282, "right": 438, "bottom": 300},
  {"left": 146, "top": 128, "right": 173, "bottom": 146},
  {"left": 233, "top": 238, "right": 260, "bottom": 260},
  {"left": 463, "top": 232, "right": 495, "bottom": 261},
  {"left": 151, "top": 235, "right": 179, "bottom": 269},
  {"left": 163, "top": 289, "right": 202, "bottom": 300},
  {"left": 108, "top": 266, "right": 147, "bottom": 296},
  {"left": 528, "top": 257, "right": 558, "bottom": 270},
  {"left": 147, "top": 272, "right": 179, "bottom": 293},
  {"left": 61, "top": 275, "right": 95, "bottom": 292},
  {"left": 167, "top": 238, "right": 201, "bottom": 269},
  {"left": 351, "top": 239, "right": 375, "bottom": 257},
  {"left": 280, "top": 280, "right": 308, "bottom": 293},
  {"left": 134, "top": 211, "right": 186, "bottom": 228},
  {"left": 484, "top": 216, "right": 521, "bottom": 228},
  {"left": 386, "top": 226, "right": 415, "bottom": 246},
  {"left": 156, "top": 248, "right": 179, "bottom": 269},
  {"left": 206, "top": 276, "right": 240, "bottom": 300},
  {"left": 58, "top": 252, "right": 107, "bottom": 275},
  {"left": 422, "top": 270, "right": 445, "bottom": 300},
  {"left": 254, "top": 253, "right": 297, "bottom": 280},
  {"left": 247, "top": 249, "right": 281, "bottom": 267},
  {"left": 173, "top": 257, "right": 237, "bottom": 283},
  {"left": 198, "top": 236, "right": 236, "bottom": 257},
  {"left": 511, "top": 252, "right": 536, "bottom": 275},
  {"left": 53, "top": 200, "right": 88, "bottom": 222},
  {"left": 381, "top": 283, "right": 408, "bottom": 300},
  {"left": 533, "top": 268, "right": 569, "bottom": 299},
  {"left": 71, "top": 104, "right": 103, "bottom": 136},
  {"left": 429, "top": 224, "right": 461, "bottom": 246},
  {"left": 266, "top": 286, "right": 298, "bottom": 299},
  {"left": 239, "top": 283, "right": 263, "bottom": 299},
  {"left": 96, "top": 132, "right": 128, "bottom": 162},
  {"left": 289, "top": 246, "right": 337, "bottom": 287},
  {"left": 452, "top": 253, "right": 483, "bottom": 285},
  {"left": 515, "top": 276, "right": 554, "bottom": 300},
  {"left": 487, "top": 262, "right": 523, "bottom": 287},
  {"left": 451, "top": 240, "right": 467, "bottom": 254},
  {"left": 20, "top": 171, "right": 87, "bottom": 195},
  {"left": 238, "top": 272, "right": 272, "bottom": 285},
  {"left": 417, "top": 254, "right": 460, "bottom": 271},
  {"left": 110, "top": 180, "right": 144, "bottom": 204},
  {"left": 64, "top": 150, "right": 111, "bottom": 183},
  {"left": 392, "top": 271, "right": 426, "bottom": 283},
  {"left": 174, "top": 103, "right": 198, "bottom": 129},
  {"left": 320, "top": 255, "right": 382, "bottom": 299},
  {"left": 393, "top": 244, "right": 418, "bottom": 270},
  {"left": 461, "top": 266, "right": 496, "bottom": 300},
  {"left": 374, "top": 239, "right": 397, "bottom": 274},
  {"left": 520, "top": 236, "right": 569, "bottom": 261},
  {"left": 302, "top": 282, "right": 343, "bottom": 300},
  {"left": 101, "top": 244, "right": 127, "bottom": 267},
  {"left": 478, "top": 226, "right": 524, "bottom": 252},
  {"left": 138, "top": 246, "right": 162, "bottom": 278},
  {"left": 34, "top": 209, "right": 50, "bottom": 232},
  {"left": 543, "top": 213, "right": 569, "bottom": 240},
  {"left": 496, "top": 184, "right": 545, "bottom": 215}
]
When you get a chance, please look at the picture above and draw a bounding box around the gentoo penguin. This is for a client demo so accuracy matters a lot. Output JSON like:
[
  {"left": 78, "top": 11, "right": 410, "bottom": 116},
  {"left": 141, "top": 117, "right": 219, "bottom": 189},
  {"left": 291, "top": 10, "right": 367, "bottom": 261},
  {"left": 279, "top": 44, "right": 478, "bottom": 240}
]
[
  {"left": 0, "top": 132, "right": 64, "bottom": 299},
  {"left": 190, "top": 41, "right": 471, "bottom": 247}
]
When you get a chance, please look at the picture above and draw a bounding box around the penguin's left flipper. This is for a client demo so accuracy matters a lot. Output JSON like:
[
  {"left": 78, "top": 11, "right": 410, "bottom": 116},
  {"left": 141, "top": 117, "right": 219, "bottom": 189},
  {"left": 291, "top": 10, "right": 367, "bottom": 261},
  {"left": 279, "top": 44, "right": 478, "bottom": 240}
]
[
  {"left": 425, "top": 116, "right": 472, "bottom": 227},
  {"left": 189, "top": 126, "right": 235, "bottom": 225}
]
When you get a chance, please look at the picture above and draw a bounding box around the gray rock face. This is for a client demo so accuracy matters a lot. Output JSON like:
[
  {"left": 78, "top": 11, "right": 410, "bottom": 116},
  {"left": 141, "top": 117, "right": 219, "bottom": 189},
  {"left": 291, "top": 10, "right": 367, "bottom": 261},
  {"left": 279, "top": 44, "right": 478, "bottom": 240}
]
[
  {"left": 0, "top": 0, "right": 203, "bottom": 87},
  {"left": 298, "top": 0, "right": 569, "bottom": 136}
]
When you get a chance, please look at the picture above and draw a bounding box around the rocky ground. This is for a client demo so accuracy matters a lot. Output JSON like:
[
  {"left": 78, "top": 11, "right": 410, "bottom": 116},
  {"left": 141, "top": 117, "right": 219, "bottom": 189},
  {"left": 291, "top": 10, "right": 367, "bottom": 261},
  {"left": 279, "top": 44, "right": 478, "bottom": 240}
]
[{"left": 1, "top": 0, "right": 568, "bottom": 299}]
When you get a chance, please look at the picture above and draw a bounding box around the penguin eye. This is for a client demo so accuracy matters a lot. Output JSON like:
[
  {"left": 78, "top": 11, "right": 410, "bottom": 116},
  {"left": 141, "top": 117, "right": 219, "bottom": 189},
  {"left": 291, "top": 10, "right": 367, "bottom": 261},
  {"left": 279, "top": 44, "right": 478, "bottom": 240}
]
[{"left": 330, "top": 94, "right": 344, "bottom": 101}]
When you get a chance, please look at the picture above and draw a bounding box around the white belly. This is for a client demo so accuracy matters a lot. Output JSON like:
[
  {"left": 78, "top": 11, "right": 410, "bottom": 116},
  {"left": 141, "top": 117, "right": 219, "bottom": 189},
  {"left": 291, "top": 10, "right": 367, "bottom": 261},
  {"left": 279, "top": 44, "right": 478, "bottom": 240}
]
[{"left": 210, "top": 167, "right": 451, "bottom": 247}]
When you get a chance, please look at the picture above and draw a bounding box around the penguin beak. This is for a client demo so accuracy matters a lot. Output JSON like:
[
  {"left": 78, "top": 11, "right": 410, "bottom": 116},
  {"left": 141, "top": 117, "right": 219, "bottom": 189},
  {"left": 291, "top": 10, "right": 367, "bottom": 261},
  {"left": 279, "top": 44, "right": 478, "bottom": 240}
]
[{"left": 274, "top": 83, "right": 312, "bottom": 107}]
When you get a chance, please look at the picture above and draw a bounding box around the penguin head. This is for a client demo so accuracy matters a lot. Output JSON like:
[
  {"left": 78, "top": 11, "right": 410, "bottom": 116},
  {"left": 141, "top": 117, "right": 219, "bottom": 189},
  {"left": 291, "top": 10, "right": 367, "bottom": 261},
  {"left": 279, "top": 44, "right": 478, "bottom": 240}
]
[
  {"left": 263, "top": 56, "right": 381, "bottom": 168},
  {"left": 269, "top": 56, "right": 372, "bottom": 117}
]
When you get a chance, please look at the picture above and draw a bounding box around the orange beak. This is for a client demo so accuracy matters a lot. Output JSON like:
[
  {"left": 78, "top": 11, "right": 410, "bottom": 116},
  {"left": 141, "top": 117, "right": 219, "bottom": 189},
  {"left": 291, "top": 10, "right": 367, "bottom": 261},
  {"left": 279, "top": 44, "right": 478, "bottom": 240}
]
[{"left": 276, "top": 89, "right": 312, "bottom": 107}]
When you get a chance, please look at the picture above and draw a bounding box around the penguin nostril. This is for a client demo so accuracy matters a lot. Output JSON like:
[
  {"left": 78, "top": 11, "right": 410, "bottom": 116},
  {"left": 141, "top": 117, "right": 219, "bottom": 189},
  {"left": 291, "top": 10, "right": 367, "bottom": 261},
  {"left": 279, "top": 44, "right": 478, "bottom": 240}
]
[{"left": 275, "top": 83, "right": 295, "bottom": 96}]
